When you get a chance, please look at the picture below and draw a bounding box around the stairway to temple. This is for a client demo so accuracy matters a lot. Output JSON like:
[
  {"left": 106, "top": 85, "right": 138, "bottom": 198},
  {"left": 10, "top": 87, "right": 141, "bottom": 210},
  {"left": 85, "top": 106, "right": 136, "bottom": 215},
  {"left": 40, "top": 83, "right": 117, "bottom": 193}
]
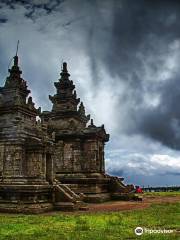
[
  {"left": 53, "top": 181, "right": 88, "bottom": 211},
  {"left": 109, "top": 177, "right": 142, "bottom": 201}
]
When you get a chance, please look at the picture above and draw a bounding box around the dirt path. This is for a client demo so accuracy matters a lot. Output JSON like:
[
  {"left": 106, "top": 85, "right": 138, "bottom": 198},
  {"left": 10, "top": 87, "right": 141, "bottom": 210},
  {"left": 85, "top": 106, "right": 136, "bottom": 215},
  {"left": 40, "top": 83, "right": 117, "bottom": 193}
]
[
  {"left": 1, "top": 195, "right": 179, "bottom": 216},
  {"left": 85, "top": 195, "right": 180, "bottom": 213}
]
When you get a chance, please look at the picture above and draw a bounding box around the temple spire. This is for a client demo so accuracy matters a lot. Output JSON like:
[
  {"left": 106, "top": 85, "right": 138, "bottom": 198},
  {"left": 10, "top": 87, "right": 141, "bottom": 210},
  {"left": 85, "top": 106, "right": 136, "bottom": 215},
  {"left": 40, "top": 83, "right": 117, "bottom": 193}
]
[
  {"left": 60, "top": 62, "right": 70, "bottom": 80},
  {"left": 13, "top": 55, "right": 18, "bottom": 67},
  {"left": 15, "top": 40, "right": 19, "bottom": 56},
  {"left": 63, "top": 62, "right": 67, "bottom": 72},
  {"left": 13, "top": 40, "right": 19, "bottom": 66},
  {"left": 4, "top": 43, "right": 30, "bottom": 96}
]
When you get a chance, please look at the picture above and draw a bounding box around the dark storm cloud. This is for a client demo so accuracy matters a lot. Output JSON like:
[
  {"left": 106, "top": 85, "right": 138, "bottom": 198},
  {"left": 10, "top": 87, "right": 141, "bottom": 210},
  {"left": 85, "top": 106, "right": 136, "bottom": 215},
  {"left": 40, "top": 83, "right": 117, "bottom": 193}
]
[
  {"left": 138, "top": 73, "right": 180, "bottom": 149},
  {"left": 0, "top": 0, "right": 65, "bottom": 19},
  {"left": 80, "top": 0, "right": 180, "bottom": 150},
  {"left": 116, "top": 1, "right": 180, "bottom": 150},
  {"left": 0, "top": 18, "right": 7, "bottom": 23}
]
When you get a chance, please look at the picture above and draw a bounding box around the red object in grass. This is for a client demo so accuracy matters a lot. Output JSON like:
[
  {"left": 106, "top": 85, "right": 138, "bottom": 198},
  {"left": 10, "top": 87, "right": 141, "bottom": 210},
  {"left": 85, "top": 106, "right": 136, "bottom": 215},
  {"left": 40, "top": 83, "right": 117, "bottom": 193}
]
[{"left": 135, "top": 186, "right": 143, "bottom": 193}]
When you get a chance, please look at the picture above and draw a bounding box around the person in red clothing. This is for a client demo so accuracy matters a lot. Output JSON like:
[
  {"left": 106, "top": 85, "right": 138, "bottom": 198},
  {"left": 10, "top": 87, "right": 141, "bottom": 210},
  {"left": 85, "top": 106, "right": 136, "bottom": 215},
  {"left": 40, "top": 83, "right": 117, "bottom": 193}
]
[{"left": 135, "top": 186, "right": 143, "bottom": 193}]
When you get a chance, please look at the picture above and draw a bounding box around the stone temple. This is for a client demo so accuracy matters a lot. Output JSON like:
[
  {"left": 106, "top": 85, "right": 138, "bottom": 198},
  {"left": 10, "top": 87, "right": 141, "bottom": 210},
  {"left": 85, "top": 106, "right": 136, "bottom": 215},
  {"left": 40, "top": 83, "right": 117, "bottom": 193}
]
[{"left": 0, "top": 54, "right": 136, "bottom": 213}]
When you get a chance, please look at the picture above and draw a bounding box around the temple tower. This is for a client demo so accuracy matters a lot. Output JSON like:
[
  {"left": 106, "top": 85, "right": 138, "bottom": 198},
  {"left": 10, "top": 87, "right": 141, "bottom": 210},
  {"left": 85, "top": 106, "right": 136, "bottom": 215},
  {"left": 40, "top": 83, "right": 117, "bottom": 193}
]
[
  {"left": 44, "top": 62, "right": 90, "bottom": 130},
  {"left": 41, "top": 62, "right": 111, "bottom": 202},
  {"left": 0, "top": 55, "right": 54, "bottom": 213}
]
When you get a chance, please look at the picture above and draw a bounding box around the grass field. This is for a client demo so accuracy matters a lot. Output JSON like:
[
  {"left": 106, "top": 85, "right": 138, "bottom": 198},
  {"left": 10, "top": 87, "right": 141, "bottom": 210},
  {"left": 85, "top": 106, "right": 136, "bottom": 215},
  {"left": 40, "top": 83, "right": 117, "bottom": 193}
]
[
  {"left": 143, "top": 191, "right": 180, "bottom": 197},
  {"left": 0, "top": 192, "right": 179, "bottom": 240}
]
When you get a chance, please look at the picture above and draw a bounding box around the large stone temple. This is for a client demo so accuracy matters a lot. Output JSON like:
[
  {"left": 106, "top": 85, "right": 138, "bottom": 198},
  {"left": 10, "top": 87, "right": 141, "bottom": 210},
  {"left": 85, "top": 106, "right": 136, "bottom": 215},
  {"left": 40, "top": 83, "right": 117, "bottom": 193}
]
[{"left": 0, "top": 54, "right": 135, "bottom": 213}]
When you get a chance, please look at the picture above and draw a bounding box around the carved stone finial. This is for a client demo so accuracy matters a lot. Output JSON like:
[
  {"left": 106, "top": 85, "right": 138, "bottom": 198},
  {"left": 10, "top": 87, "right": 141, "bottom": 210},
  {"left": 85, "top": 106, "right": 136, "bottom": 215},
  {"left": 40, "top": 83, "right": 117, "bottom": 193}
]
[
  {"left": 60, "top": 61, "right": 70, "bottom": 80},
  {"left": 5, "top": 54, "right": 26, "bottom": 90},
  {"left": 88, "top": 118, "right": 96, "bottom": 128},
  {"left": 14, "top": 55, "right": 18, "bottom": 66},
  {"left": 13, "top": 40, "right": 19, "bottom": 66},
  {"left": 63, "top": 62, "right": 67, "bottom": 72},
  {"left": 78, "top": 102, "right": 85, "bottom": 114},
  {"left": 28, "top": 96, "right": 35, "bottom": 108},
  {"left": 28, "top": 96, "right": 33, "bottom": 104},
  {"left": 74, "top": 90, "right": 77, "bottom": 98}
]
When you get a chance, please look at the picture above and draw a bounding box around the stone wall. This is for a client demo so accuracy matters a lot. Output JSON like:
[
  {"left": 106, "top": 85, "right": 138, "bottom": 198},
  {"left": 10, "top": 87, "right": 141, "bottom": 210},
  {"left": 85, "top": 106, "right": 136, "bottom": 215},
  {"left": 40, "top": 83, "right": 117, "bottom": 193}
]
[
  {"left": 0, "top": 144, "right": 4, "bottom": 176},
  {"left": 54, "top": 138, "right": 105, "bottom": 174},
  {"left": 26, "top": 151, "right": 43, "bottom": 177},
  {"left": 0, "top": 144, "right": 23, "bottom": 177}
]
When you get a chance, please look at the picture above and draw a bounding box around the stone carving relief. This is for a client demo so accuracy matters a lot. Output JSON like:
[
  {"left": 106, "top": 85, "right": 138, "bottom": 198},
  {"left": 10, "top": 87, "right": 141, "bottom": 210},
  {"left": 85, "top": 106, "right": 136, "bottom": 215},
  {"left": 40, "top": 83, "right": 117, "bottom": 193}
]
[{"left": 26, "top": 152, "right": 43, "bottom": 177}]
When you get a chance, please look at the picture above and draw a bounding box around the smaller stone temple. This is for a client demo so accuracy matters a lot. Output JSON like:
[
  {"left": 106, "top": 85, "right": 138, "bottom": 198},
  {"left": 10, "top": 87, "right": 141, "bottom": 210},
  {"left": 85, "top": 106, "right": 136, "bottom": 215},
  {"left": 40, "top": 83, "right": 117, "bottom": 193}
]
[
  {"left": 41, "top": 62, "right": 111, "bottom": 203},
  {"left": 0, "top": 54, "right": 136, "bottom": 213}
]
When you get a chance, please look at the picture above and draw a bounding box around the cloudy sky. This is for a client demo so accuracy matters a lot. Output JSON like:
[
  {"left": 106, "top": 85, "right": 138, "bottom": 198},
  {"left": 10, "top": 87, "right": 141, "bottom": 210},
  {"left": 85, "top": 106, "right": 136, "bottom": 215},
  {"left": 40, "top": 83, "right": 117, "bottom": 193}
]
[{"left": 0, "top": 0, "right": 180, "bottom": 187}]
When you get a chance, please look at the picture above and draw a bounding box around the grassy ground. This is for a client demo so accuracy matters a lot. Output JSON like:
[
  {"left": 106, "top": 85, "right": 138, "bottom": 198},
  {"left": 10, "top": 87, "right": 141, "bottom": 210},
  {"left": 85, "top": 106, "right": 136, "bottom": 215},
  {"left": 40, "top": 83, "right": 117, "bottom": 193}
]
[
  {"left": 143, "top": 191, "right": 180, "bottom": 197},
  {"left": 0, "top": 193, "right": 179, "bottom": 240}
]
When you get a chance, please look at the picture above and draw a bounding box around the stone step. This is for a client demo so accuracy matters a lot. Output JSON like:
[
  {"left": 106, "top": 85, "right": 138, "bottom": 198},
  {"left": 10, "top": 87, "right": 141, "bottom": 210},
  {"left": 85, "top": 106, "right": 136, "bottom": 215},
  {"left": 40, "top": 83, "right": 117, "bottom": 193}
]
[
  {"left": 59, "top": 184, "right": 80, "bottom": 200},
  {"left": 54, "top": 202, "right": 75, "bottom": 211},
  {"left": 54, "top": 201, "right": 89, "bottom": 211},
  {"left": 111, "top": 193, "right": 143, "bottom": 201},
  {"left": 78, "top": 206, "right": 89, "bottom": 211}
]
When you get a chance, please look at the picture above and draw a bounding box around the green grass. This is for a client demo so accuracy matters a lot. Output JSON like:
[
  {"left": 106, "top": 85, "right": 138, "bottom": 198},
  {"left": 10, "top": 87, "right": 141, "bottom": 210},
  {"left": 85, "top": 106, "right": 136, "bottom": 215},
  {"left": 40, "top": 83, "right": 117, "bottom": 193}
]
[
  {"left": 0, "top": 202, "right": 179, "bottom": 240},
  {"left": 143, "top": 191, "right": 180, "bottom": 197}
]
